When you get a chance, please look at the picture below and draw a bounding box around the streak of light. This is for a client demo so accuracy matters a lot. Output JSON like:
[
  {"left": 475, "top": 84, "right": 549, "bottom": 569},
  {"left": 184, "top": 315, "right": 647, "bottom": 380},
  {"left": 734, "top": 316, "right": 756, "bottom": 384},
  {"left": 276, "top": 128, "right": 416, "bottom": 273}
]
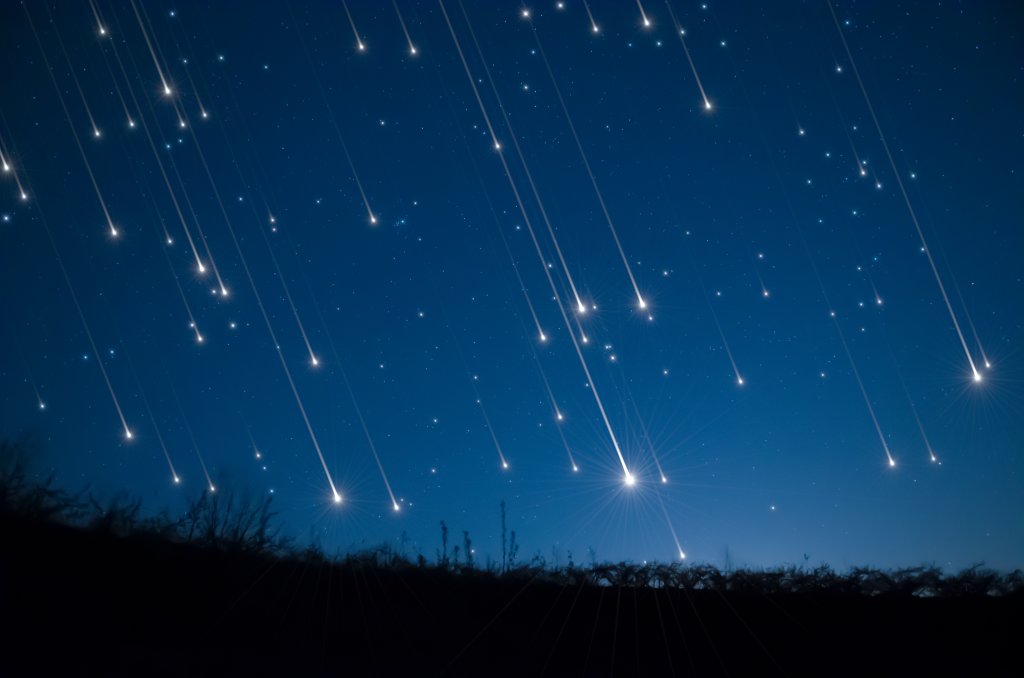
[
  {"left": 827, "top": 0, "right": 981, "bottom": 383},
  {"left": 87, "top": 0, "right": 107, "bottom": 36},
  {"left": 664, "top": 1, "right": 712, "bottom": 111},
  {"left": 655, "top": 486, "right": 686, "bottom": 560},
  {"left": 129, "top": 0, "right": 173, "bottom": 96},
  {"left": 0, "top": 138, "right": 30, "bottom": 201},
  {"left": 476, "top": 394, "right": 510, "bottom": 470},
  {"left": 17, "top": 178, "right": 133, "bottom": 440},
  {"left": 831, "top": 309, "right": 896, "bottom": 467},
  {"left": 582, "top": 0, "right": 600, "bottom": 33},
  {"left": 129, "top": 364, "right": 181, "bottom": 484},
  {"left": 125, "top": 137, "right": 206, "bottom": 343},
  {"left": 168, "top": 381, "right": 215, "bottom": 492},
  {"left": 442, "top": 0, "right": 633, "bottom": 481},
  {"left": 392, "top": 0, "right": 418, "bottom": 56},
  {"left": 26, "top": 5, "right": 118, "bottom": 237},
  {"left": 636, "top": 0, "right": 653, "bottom": 28},
  {"left": 528, "top": 19, "right": 648, "bottom": 309},
  {"left": 183, "top": 104, "right": 343, "bottom": 502},
  {"left": 342, "top": 0, "right": 368, "bottom": 52},
  {"left": 114, "top": 40, "right": 209, "bottom": 274},
  {"left": 290, "top": 11, "right": 377, "bottom": 224}
]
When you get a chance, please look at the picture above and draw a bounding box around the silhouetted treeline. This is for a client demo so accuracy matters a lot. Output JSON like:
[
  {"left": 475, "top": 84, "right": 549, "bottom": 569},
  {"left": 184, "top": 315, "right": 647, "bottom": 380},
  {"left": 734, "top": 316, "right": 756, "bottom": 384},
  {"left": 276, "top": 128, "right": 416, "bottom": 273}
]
[{"left": 2, "top": 440, "right": 1021, "bottom": 675}]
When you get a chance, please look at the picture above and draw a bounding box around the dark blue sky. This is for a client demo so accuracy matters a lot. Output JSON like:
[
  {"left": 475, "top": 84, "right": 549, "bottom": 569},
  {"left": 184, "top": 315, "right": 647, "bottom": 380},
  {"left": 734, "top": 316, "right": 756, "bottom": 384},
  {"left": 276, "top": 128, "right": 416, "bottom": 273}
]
[{"left": 1, "top": 0, "right": 1021, "bottom": 570}]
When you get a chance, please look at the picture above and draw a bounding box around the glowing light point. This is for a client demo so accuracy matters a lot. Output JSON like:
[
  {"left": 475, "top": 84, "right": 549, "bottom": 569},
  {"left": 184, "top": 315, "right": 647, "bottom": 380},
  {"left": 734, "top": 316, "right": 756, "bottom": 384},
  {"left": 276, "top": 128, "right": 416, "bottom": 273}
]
[
  {"left": 502, "top": 460, "right": 510, "bottom": 470},
  {"left": 369, "top": 214, "right": 378, "bottom": 225},
  {"left": 624, "top": 472, "right": 637, "bottom": 487},
  {"left": 196, "top": 334, "right": 205, "bottom": 344},
  {"left": 572, "top": 465, "right": 579, "bottom": 473},
  {"left": 163, "top": 86, "right": 172, "bottom": 97},
  {"left": 984, "top": 361, "right": 992, "bottom": 369},
  {"left": 332, "top": 492, "right": 343, "bottom": 504},
  {"left": 556, "top": 411, "right": 564, "bottom": 422},
  {"left": 521, "top": 9, "right": 531, "bottom": 19},
  {"left": 539, "top": 333, "right": 548, "bottom": 343},
  {"left": 209, "top": 485, "right": 217, "bottom": 493},
  {"left": 178, "top": 119, "right": 187, "bottom": 129},
  {"left": 660, "top": 475, "right": 668, "bottom": 484},
  {"left": 679, "top": 551, "right": 686, "bottom": 561},
  {"left": 591, "top": 24, "right": 600, "bottom": 34},
  {"left": 392, "top": 502, "right": 401, "bottom": 512},
  {"left": 38, "top": 402, "right": 46, "bottom": 410},
  {"left": 973, "top": 371, "right": 982, "bottom": 383},
  {"left": 577, "top": 303, "right": 587, "bottom": 315},
  {"left": 198, "top": 263, "right": 207, "bottom": 274},
  {"left": 410, "top": 46, "right": 418, "bottom": 56},
  {"left": 888, "top": 457, "right": 896, "bottom": 468},
  {"left": 638, "top": 298, "right": 648, "bottom": 310},
  {"left": 737, "top": 376, "right": 745, "bottom": 386},
  {"left": 311, "top": 356, "right": 320, "bottom": 367},
  {"left": 201, "top": 110, "right": 209, "bottom": 119},
  {"left": 704, "top": 99, "right": 713, "bottom": 111},
  {"left": 219, "top": 286, "right": 229, "bottom": 298},
  {"left": 357, "top": 41, "right": 366, "bottom": 52},
  {"left": 93, "top": 128, "right": 102, "bottom": 138},
  {"left": 128, "top": 119, "right": 136, "bottom": 129},
  {"left": 99, "top": 26, "right": 107, "bottom": 36},
  {"left": 763, "top": 289, "right": 770, "bottom": 298},
  {"left": 124, "top": 429, "right": 134, "bottom": 440},
  {"left": 20, "top": 192, "right": 28, "bottom": 201},
  {"left": 494, "top": 141, "right": 502, "bottom": 151},
  {"left": 173, "top": 476, "right": 181, "bottom": 484}
]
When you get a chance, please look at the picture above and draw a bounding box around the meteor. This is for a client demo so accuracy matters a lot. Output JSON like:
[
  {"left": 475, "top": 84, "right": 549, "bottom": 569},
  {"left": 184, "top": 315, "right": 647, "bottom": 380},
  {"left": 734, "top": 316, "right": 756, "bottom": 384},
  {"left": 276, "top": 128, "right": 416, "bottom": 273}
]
[
  {"left": 130, "top": 0, "right": 174, "bottom": 98},
  {"left": 184, "top": 102, "right": 344, "bottom": 503},
  {"left": 0, "top": 139, "right": 29, "bottom": 202},
  {"left": 443, "top": 0, "right": 635, "bottom": 482},
  {"left": 828, "top": 0, "right": 982, "bottom": 382},
  {"left": 655, "top": 487, "right": 686, "bottom": 561},
  {"left": 342, "top": 0, "right": 367, "bottom": 52},
  {"left": 392, "top": 0, "right": 418, "bottom": 56},
  {"left": 529, "top": 20, "right": 648, "bottom": 310},
  {"left": 88, "top": 0, "right": 107, "bottom": 36},
  {"left": 664, "top": 1, "right": 713, "bottom": 111},
  {"left": 582, "top": 0, "right": 601, "bottom": 33},
  {"left": 636, "top": 0, "right": 653, "bottom": 28},
  {"left": 19, "top": 181, "right": 134, "bottom": 441},
  {"left": 26, "top": 6, "right": 119, "bottom": 238},
  {"left": 292, "top": 16, "right": 378, "bottom": 224}
]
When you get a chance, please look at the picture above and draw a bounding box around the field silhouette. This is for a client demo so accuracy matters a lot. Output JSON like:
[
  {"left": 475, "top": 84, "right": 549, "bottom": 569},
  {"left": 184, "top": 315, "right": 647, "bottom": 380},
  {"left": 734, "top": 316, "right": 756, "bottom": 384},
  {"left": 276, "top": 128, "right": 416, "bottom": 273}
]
[{"left": 2, "top": 442, "right": 1020, "bottom": 676}]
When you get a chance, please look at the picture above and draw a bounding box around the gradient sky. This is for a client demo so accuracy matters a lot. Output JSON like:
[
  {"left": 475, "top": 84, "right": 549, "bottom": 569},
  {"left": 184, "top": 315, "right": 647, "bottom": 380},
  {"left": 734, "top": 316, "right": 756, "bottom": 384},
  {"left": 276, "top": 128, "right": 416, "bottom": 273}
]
[{"left": 1, "top": 0, "right": 1021, "bottom": 571}]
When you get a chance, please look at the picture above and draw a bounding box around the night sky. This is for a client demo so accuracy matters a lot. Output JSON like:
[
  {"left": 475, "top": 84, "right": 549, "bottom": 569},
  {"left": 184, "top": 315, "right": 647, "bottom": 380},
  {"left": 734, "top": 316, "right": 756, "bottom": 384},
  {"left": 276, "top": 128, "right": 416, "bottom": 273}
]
[{"left": 1, "top": 0, "right": 1021, "bottom": 571}]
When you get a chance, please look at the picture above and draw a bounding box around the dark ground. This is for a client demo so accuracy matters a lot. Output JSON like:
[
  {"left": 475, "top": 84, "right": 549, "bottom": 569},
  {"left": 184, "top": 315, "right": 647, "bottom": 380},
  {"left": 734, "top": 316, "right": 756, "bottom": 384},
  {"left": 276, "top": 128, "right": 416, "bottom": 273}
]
[{"left": 2, "top": 512, "right": 1021, "bottom": 676}]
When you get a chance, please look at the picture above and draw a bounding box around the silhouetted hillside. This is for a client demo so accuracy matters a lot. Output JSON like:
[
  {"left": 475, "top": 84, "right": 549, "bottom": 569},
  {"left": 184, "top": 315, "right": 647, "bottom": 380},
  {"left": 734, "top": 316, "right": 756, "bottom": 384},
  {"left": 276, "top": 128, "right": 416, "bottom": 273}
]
[{"left": 2, "top": 443, "right": 1021, "bottom": 676}]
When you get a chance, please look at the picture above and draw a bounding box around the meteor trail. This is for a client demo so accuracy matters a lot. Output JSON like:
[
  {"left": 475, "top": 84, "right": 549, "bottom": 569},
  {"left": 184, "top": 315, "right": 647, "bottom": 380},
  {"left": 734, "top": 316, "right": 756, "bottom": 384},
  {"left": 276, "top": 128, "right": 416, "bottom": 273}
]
[
  {"left": 178, "top": 88, "right": 343, "bottom": 502},
  {"left": 130, "top": 0, "right": 173, "bottom": 96},
  {"left": 19, "top": 178, "right": 133, "bottom": 440},
  {"left": 827, "top": 0, "right": 981, "bottom": 383},
  {"left": 26, "top": 5, "right": 118, "bottom": 237},
  {"left": 0, "top": 137, "right": 29, "bottom": 201},
  {"left": 87, "top": 0, "right": 107, "bottom": 36},
  {"left": 528, "top": 19, "right": 648, "bottom": 310},
  {"left": 664, "top": 0, "right": 713, "bottom": 111},
  {"left": 636, "top": 0, "right": 653, "bottom": 28},
  {"left": 290, "top": 12, "right": 378, "bottom": 224},
  {"left": 582, "top": 0, "right": 600, "bottom": 34},
  {"left": 441, "top": 0, "right": 634, "bottom": 481},
  {"left": 342, "top": 0, "right": 367, "bottom": 52},
  {"left": 393, "top": 0, "right": 418, "bottom": 56}
]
